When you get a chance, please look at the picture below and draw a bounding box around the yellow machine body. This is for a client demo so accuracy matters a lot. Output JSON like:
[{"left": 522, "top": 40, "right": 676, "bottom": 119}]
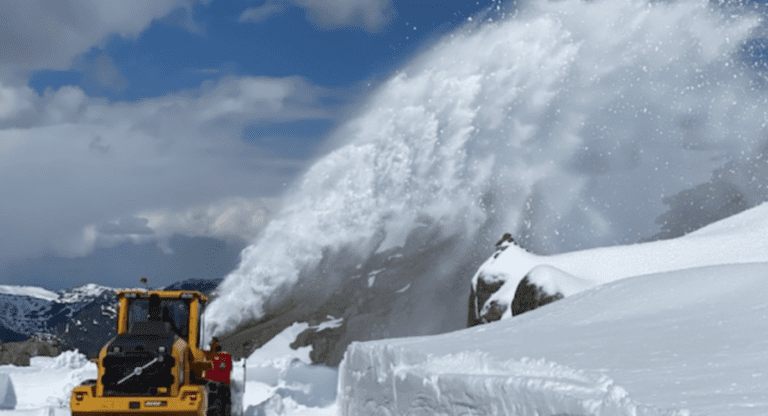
[{"left": 70, "top": 290, "right": 232, "bottom": 416}]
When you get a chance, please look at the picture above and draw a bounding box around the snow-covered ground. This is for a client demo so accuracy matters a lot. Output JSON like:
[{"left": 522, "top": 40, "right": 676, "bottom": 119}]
[
  {"left": 0, "top": 351, "right": 97, "bottom": 416},
  {"left": 0, "top": 324, "right": 339, "bottom": 416},
  {"left": 337, "top": 204, "right": 768, "bottom": 416},
  {"left": 342, "top": 261, "right": 768, "bottom": 416}
]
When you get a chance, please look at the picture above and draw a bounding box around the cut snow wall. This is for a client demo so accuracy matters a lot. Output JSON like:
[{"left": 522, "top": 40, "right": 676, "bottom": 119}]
[
  {"left": 0, "top": 373, "right": 17, "bottom": 410},
  {"left": 338, "top": 343, "right": 688, "bottom": 416}
]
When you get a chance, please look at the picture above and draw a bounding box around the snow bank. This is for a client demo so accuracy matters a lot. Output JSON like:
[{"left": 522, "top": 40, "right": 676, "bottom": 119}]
[
  {"left": 223, "top": 323, "right": 339, "bottom": 416},
  {"left": 1, "top": 350, "right": 96, "bottom": 412},
  {"left": 0, "top": 373, "right": 16, "bottom": 410},
  {"left": 0, "top": 327, "right": 337, "bottom": 416},
  {"left": 28, "top": 350, "right": 93, "bottom": 370},
  {"left": 342, "top": 262, "right": 768, "bottom": 416},
  {"left": 340, "top": 348, "right": 685, "bottom": 416}
]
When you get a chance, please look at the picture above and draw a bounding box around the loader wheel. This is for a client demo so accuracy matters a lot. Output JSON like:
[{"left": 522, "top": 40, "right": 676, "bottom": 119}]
[{"left": 205, "top": 381, "right": 231, "bottom": 416}]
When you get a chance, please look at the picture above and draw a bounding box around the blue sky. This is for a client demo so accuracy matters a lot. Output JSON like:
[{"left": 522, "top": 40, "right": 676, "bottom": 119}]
[
  {"left": 0, "top": 0, "right": 499, "bottom": 289},
  {"left": 28, "top": 1, "right": 489, "bottom": 100}
]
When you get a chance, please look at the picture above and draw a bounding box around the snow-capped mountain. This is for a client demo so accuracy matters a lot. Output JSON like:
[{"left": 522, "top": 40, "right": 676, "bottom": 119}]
[
  {"left": 0, "top": 285, "right": 116, "bottom": 342},
  {"left": 0, "top": 279, "right": 221, "bottom": 357}
]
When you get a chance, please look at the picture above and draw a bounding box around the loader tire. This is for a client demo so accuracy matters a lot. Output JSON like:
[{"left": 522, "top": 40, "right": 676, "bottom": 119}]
[{"left": 205, "top": 381, "right": 232, "bottom": 416}]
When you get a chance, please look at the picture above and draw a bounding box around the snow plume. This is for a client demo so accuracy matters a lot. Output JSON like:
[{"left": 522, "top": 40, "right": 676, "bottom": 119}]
[{"left": 205, "top": 0, "right": 768, "bottom": 338}]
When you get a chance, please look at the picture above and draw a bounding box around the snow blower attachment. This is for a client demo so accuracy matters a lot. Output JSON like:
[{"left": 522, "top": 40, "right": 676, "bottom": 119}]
[{"left": 71, "top": 290, "right": 233, "bottom": 416}]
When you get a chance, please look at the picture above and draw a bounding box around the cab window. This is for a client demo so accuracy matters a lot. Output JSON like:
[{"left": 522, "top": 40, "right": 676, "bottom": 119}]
[{"left": 128, "top": 298, "right": 190, "bottom": 339}]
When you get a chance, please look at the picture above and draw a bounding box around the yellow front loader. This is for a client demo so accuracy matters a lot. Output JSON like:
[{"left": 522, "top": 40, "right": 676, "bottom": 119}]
[{"left": 70, "top": 290, "right": 233, "bottom": 416}]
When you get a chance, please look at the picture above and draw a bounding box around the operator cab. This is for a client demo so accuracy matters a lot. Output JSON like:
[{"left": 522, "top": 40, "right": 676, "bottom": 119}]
[
  {"left": 100, "top": 290, "right": 208, "bottom": 396},
  {"left": 127, "top": 294, "right": 190, "bottom": 339},
  {"left": 117, "top": 290, "right": 207, "bottom": 348}
]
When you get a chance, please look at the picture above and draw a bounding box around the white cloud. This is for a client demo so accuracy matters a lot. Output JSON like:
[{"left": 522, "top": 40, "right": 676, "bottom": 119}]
[
  {"left": 0, "top": 84, "right": 37, "bottom": 124},
  {"left": 196, "top": 76, "right": 334, "bottom": 122},
  {"left": 81, "top": 54, "right": 130, "bottom": 94},
  {"left": 296, "top": 0, "right": 394, "bottom": 31},
  {"left": 0, "top": 0, "right": 206, "bottom": 79},
  {"left": 0, "top": 75, "right": 339, "bottom": 260},
  {"left": 73, "top": 197, "right": 280, "bottom": 256},
  {"left": 239, "top": 0, "right": 395, "bottom": 32},
  {"left": 239, "top": 3, "right": 288, "bottom": 23}
]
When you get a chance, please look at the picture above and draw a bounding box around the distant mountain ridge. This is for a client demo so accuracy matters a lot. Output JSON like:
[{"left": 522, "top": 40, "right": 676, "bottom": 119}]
[{"left": 0, "top": 279, "right": 222, "bottom": 357}]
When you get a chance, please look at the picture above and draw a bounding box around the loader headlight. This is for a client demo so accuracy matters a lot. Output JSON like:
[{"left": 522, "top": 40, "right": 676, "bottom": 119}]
[{"left": 112, "top": 346, "right": 121, "bottom": 353}]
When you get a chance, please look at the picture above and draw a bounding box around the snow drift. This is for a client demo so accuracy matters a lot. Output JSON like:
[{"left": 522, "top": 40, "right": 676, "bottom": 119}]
[
  {"left": 0, "top": 373, "right": 16, "bottom": 410},
  {"left": 340, "top": 261, "right": 768, "bottom": 416},
  {"left": 205, "top": 0, "right": 768, "bottom": 345}
]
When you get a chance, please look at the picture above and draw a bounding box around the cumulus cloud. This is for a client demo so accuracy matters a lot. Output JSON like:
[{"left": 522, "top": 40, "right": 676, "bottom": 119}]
[
  {"left": 239, "top": 0, "right": 395, "bottom": 32},
  {"left": 0, "top": 0, "right": 207, "bottom": 79},
  {"left": 78, "top": 54, "right": 130, "bottom": 94},
  {"left": 0, "top": 75, "right": 339, "bottom": 261},
  {"left": 239, "top": 3, "right": 288, "bottom": 23},
  {"left": 83, "top": 197, "right": 279, "bottom": 254}
]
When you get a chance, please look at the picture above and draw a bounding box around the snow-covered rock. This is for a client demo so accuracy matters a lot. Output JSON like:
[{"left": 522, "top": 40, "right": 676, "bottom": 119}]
[
  {"left": 0, "top": 373, "right": 16, "bottom": 410},
  {"left": 470, "top": 202, "right": 768, "bottom": 324},
  {"left": 510, "top": 265, "right": 594, "bottom": 316}
]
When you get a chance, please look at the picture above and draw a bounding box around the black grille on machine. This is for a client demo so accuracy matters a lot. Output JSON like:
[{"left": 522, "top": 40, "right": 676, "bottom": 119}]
[{"left": 101, "top": 352, "right": 175, "bottom": 396}]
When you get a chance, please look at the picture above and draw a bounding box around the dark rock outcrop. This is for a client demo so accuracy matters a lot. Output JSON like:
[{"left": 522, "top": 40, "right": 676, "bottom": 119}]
[
  {"left": 468, "top": 279, "right": 505, "bottom": 327},
  {"left": 290, "top": 324, "right": 345, "bottom": 364},
  {"left": 482, "top": 299, "right": 508, "bottom": 322},
  {"left": 0, "top": 337, "right": 61, "bottom": 366},
  {"left": 220, "top": 223, "right": 485, "bottom": 366},
  {"left": 511, "top": 275, "right": 564, "bottom": 316},
  {"left": 468, "top": 233, "right": 531, "bottom": 326}
]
